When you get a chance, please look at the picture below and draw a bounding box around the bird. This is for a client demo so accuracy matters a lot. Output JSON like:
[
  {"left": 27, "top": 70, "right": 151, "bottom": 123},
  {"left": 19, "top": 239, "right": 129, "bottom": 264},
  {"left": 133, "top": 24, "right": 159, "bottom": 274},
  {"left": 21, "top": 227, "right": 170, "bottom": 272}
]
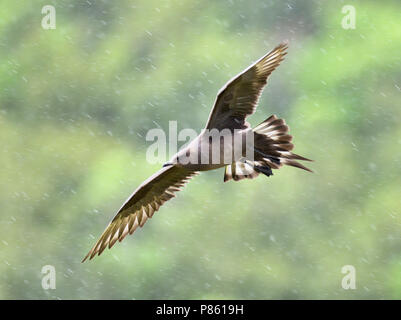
[{"left": 82, "top": 43, "right": 312, "bottom": 262}]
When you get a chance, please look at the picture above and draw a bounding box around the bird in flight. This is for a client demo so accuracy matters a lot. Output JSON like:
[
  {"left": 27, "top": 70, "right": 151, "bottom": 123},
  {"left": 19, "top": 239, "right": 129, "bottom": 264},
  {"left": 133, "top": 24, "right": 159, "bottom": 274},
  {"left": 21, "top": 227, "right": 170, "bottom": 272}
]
[{"left": 82, "top": 43, "right": 312, "bottom": 261}]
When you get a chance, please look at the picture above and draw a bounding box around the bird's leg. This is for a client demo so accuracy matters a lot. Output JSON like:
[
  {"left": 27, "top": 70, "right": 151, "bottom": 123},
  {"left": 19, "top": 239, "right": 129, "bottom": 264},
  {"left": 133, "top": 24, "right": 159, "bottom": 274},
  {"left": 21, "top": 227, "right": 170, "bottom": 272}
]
[
  {"left": 254, "top": 165, "right": 273, "bottom": 177},
  {"left": 244, "top": 159, "right": 273, "bottom": 178}
]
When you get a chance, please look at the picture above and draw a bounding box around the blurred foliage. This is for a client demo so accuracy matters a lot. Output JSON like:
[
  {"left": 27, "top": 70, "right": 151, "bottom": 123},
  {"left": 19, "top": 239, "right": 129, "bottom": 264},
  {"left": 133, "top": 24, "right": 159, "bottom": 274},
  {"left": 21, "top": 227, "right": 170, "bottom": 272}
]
[{"left": 0, "top": 0, "right": 400, "bottom": 299}]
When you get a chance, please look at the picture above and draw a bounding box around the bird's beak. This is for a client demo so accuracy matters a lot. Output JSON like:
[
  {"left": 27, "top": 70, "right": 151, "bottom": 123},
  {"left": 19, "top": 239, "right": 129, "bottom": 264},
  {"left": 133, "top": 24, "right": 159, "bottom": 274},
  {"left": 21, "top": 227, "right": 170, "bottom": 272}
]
[{"left": 162, "top": 162, "right": 172, "bottom": 168}]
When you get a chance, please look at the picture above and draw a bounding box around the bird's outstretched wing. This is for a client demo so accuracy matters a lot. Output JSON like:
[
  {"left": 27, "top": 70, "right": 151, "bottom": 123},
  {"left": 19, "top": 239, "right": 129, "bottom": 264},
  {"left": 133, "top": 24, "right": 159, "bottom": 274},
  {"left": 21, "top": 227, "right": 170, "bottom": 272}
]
[
  {"left": 82, "top": 165, "right": 198, "bottom": 261},
  {"left": 205, "top": 43, "right": 288, "bottom": 131}
]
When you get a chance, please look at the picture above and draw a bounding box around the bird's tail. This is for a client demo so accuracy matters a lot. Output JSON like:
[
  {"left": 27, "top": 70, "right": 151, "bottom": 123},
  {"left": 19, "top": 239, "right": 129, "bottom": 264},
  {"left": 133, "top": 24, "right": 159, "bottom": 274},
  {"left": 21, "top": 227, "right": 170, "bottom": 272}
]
[{"left": 224, "top": 115, "right": 312, "bottom": 182}]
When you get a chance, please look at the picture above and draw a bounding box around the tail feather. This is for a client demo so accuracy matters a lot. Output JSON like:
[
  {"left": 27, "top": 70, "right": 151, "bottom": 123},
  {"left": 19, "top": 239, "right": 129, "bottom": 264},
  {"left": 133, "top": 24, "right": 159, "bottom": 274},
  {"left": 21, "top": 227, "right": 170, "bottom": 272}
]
[
  {"left": 253, "top": 114, "right": 313, "bottom": 173},
  {"left": 281, "top": 158, "right": 313, "bottom": 172},
  {"left": 280, "top": 151, "right": 312, "bottom": 162},
  {"left": 223, "top": 114, "right": 312, "bottom": 182}
]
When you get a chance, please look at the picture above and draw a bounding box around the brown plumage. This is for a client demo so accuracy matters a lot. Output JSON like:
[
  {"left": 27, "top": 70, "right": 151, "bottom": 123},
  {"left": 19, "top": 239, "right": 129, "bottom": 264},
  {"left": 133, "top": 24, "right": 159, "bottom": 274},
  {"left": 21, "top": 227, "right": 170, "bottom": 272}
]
[
  {"left": 82, "top": 166, "right": 198, "bottom": 261},
  {"left": 206, "top": 43, "right": 288, "bottom": 131},
  {"left": 83, "top": 42, "right": 312, "bottom": 261},
  {"left": 224, "top": 115, "right": 312, "bottom": 182}
]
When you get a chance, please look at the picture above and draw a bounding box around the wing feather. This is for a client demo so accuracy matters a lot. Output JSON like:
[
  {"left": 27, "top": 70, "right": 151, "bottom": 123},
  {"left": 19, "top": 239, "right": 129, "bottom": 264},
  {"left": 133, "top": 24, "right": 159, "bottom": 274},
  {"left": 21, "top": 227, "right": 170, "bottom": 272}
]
[
  {"left": 205, "top": 43, "right": 288, "bottom": 130},
  {"left": 82, "top": 165, "right": 198, "bottom": 261}
]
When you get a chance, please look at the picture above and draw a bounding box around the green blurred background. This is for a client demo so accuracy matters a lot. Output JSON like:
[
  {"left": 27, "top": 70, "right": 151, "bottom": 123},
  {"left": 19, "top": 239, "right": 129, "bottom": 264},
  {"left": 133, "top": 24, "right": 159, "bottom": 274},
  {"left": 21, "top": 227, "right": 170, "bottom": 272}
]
[{"left": 0, "top": 0, "right": 400, "bottom": 299}]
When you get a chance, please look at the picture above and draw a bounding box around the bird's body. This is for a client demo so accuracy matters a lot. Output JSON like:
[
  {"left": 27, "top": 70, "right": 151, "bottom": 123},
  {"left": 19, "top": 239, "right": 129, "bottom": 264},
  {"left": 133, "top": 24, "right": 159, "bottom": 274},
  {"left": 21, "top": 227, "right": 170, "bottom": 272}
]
[
  {"left": 169, "top": 127, "right": 251, "bottom": 171},
  {"left": 83, "top": 43, "right": 312, "bottom": 261}
]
